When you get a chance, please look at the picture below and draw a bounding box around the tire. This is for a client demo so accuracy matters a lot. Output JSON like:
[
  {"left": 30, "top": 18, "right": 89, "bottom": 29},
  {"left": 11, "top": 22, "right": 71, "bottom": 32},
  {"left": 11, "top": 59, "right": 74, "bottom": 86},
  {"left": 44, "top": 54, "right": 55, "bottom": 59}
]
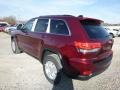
[
  {"left": 11, "top": 38, "right": 22, "bottom": 54},
  {"left": 43, "top": 53, "right": 63, "bottom": 85}
]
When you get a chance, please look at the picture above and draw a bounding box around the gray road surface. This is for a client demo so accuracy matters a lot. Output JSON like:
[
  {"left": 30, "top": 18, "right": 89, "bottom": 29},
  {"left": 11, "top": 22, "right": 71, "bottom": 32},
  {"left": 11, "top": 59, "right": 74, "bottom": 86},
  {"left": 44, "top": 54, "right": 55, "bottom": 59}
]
[{"left": 0, "top": 32, "right": 120, "bottom": 90}]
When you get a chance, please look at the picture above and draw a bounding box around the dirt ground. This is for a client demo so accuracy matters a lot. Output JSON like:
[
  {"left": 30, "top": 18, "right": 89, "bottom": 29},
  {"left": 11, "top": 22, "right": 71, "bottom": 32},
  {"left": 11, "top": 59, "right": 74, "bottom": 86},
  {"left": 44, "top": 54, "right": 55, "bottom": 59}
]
[{"left": 0, "top": 32, "right": 120, "bottom": 90}]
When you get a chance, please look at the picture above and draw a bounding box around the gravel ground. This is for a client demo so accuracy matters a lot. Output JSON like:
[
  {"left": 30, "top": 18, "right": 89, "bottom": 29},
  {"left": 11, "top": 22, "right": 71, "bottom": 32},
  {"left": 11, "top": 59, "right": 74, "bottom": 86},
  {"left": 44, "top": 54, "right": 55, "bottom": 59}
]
[{"left": 0, "top": 32, "right": 120, "bottom": 90}]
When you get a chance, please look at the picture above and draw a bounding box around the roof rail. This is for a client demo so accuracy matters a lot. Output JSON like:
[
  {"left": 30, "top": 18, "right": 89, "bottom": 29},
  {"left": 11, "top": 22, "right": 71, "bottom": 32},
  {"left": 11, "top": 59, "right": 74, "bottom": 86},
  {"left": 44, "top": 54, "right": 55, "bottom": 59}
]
[
  {"left": 39, "top": 15, "right": 75, "bottom": 18},
  {"left": 63, "top": 15, "right": 75, "bottom": 17}
]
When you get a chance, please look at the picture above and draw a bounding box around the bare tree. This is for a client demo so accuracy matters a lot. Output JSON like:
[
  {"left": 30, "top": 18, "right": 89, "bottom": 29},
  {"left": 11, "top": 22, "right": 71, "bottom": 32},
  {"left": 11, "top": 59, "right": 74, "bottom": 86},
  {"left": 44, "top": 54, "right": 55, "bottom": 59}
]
[{"left": 2, "top": 16, "right": 17, "bottom": 25}]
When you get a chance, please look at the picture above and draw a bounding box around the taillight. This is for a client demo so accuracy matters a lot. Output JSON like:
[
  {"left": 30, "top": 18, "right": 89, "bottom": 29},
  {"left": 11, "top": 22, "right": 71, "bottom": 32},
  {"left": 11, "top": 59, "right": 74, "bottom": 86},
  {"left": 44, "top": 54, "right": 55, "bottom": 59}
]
[{"left": 74, "top": 41, "right": 101, "bottom": 53}]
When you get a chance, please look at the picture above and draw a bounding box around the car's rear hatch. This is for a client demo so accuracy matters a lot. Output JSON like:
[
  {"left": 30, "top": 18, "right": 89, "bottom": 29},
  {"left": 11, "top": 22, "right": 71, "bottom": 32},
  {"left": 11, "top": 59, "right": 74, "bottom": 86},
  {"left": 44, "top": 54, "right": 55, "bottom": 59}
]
[{"left": 78, "top": 18, "right": 113, "bottom": 60}]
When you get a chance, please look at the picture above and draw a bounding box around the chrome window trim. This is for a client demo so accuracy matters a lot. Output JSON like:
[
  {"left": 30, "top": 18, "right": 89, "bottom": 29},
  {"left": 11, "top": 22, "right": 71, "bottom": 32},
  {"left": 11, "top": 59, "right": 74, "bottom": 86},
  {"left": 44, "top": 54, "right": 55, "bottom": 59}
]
[
  {"left": 46, "top": 19, "right": 51, "bottom": 33},
  {"left": 33, "top": 18, "right": 72, "bottom": 36},
  {"left": 32, "top": 19, "right": 38, "bottom": 32}
]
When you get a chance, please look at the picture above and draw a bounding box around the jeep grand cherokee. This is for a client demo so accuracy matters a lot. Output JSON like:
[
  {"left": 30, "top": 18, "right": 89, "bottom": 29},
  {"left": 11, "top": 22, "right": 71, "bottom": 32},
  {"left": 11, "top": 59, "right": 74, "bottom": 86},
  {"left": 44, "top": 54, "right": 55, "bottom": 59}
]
[{"left": 11, "top": 15, "right": 113, "bottom": 84}]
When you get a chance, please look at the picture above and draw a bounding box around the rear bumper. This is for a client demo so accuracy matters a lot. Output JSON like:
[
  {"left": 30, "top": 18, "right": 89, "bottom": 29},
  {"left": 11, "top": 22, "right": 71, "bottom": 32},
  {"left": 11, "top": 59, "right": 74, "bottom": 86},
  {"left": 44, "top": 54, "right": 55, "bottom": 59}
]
[{"left": 68, "top": 51, "right": 113, "bottom": 78}]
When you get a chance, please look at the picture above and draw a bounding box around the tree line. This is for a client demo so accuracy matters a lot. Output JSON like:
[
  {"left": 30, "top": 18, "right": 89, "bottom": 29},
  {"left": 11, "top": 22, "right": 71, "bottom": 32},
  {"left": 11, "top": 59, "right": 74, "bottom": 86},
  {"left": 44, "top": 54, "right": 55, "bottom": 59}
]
[{"left": 0, "top": 16, "right": 16, "bottom": 25}]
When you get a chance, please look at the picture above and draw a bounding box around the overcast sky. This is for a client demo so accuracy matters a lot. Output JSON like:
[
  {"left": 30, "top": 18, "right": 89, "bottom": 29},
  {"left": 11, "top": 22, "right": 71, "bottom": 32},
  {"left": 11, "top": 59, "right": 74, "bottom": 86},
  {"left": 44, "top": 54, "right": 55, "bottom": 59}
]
[{"left": 0, "top": 0, "right": 120, "bottom": 23}]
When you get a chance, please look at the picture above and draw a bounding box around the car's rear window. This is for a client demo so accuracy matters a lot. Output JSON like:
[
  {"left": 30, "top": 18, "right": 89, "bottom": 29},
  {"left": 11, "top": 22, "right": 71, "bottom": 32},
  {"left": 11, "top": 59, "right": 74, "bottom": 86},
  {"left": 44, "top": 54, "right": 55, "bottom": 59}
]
[
  {"left": 83, "top": 25, "right": 109, "bottom": 39},
  {"left": 80, "top": 20, "right": 110, "bottom": 39}
]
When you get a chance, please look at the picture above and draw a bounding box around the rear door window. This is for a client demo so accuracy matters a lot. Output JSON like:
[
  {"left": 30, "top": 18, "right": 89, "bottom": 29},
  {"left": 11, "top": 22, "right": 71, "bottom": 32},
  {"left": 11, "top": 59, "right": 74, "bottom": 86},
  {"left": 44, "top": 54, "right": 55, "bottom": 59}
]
[{"left": 50, "top": 20, "right": 69, "bottom": 35}]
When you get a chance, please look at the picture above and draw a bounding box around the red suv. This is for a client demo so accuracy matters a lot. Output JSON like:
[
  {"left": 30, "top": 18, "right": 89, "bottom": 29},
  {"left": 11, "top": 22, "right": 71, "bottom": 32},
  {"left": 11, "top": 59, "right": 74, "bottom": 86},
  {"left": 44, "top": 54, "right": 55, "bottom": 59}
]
[{"left": 11, "top": 15, "right": 113, "bottom": 84}]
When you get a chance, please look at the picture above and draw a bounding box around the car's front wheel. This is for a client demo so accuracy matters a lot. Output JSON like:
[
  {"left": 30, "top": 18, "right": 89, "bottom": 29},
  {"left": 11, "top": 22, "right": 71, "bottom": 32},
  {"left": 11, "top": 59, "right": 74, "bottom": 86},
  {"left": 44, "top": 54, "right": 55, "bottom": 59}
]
[
  {"left": 43, "top": 53, "right": 63, "bottom": 85},
  {"left": 11, "top": 38, "right": 22, "bottom": 54}
]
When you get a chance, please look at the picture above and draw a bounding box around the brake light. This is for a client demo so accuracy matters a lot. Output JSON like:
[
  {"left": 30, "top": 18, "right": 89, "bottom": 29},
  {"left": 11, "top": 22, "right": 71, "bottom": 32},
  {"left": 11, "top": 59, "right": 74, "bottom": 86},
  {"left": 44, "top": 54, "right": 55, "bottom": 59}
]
[
  {"left": 74, "top": 42, "right": 101, "bottom": 49},
  {"left": 74, "top": 42, "right": 101, "bottom": 53}
]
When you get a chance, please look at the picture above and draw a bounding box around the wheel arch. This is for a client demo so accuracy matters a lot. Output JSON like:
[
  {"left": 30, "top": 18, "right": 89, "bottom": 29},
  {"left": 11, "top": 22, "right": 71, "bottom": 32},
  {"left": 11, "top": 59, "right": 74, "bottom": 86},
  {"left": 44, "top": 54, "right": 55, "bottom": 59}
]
[{"left": 40, "top": 48, "right": 62, "bottom": 64}]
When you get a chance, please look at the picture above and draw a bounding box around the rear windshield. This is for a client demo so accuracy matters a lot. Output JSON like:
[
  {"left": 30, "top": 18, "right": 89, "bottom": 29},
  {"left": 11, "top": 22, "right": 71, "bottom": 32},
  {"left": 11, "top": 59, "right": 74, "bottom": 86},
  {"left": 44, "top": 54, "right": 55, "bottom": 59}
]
[
  {"left": 80, "top": 20, "right": 110, "bottom": 39},
  {"left": 83, "top": 25, "right": 109, "bottom": 39}
]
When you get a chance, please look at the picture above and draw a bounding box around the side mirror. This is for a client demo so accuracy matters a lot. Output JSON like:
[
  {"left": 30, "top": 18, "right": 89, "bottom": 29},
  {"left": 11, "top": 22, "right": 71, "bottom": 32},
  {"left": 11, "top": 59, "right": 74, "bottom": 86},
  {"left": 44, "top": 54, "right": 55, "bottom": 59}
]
[
  {"left": 17, "top": 24, "right": 27, "bottom": 33},
  {"left": 17, "top": 24, "right": 23, "bottom": 30}
]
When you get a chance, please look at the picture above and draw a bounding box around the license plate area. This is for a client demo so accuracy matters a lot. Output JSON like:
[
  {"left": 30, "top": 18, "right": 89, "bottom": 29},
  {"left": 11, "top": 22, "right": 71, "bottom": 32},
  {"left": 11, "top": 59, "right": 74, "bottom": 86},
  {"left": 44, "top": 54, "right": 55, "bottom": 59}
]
[{"left": 102, "top": 45, "right": 112, "bottom": 51}]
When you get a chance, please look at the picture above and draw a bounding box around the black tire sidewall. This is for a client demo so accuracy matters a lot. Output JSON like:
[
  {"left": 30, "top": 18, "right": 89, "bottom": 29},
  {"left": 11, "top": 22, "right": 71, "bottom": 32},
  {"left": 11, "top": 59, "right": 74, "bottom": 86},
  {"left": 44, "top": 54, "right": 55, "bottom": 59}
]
[{"left": 43, "top": 54, "right": 62, "bottom": 85}]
